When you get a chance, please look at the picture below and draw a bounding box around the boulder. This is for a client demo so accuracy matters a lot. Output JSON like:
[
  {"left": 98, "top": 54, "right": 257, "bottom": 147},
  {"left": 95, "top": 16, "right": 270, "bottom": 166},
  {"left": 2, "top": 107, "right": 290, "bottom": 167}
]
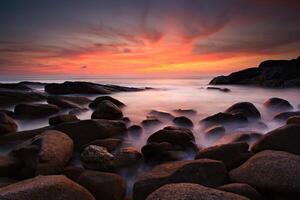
[
  {"left": 81, "top": 145, "right": 115, "bottom": 171},
  {"left": 146, "top": 183, "right": 249, "bottom": 200},
  {"left": 0, "top": 178, "right": 17, "bottom": 188},
  {"left": 0, "top": 175, "right": 95, "bottom": 200},
  {"left": 149, "top": 110, "right": 174, "bottom": 121},
  {"left": 0, "top": 155, "right": 21, "bottom": 177},
  {"left": 141, "top": 142, "right": 174, "bottom": 163},
  {"left": 204, "top": 125, "right": 225, "bottom": 139},
  {"left": 0, "top": 90, "right": 46, "bottom": 107},
  {"left": 216, "top": 131, "right": 262, "bottom": 146},
  {"left": 114, "top": 147, "right": 142, "bottom": 168},
  {"left": 173, "top": 109, "right": 197, "bottom": 115},
  {"left": 49, "top": 114, "right": 79, "bottom": 125},
  {"left": 89, "top": 96, "right": 125, "bottom": 108},
  {"left": 264, "top": 97, "right": 293, "bottom": 111},
  {"left": 141, "top": 118, "right": 162, "bottom": 128},
  {"left": 47, "top": 95, "right": 90, "bottom": 109},
  {"left": 0, "top": 83, "right": 32, "bottom": 90},
  {"left": 133, "top": 159, "right": 228, "bottom": 200},
  {"left": 81, "top": 138, "right": 122, "bottom": 152},
  {"left": 91, "top": 100, "right": 123, "bottom": 120},
  {"left": 196, "top": 142, "right": 253, "bottom": 170},
  {"left": 207, "top": 86, "right": 231, "bottom": 92},
  {"left": 252, "top": 124, "right": 300, "bottom": 156},
  {"left": 287, "top": 116, "right": 300, "bottom": 125},
  {"left": 218, "top": 183, "right": 266, "bottom": 200},
  {"left": 225, "top": 102, "right": 261, "bottom": 120},
  {"left": 200, "top": 112, "right": 248, "bottom": 128},
  {"left": 229, "top": 150, "right": 300, "bottom": 195},
  {"left": 12, "top": 130, "right": 73, "bottom": 176},
  {"left": 128, "top": 125, "right": 143, "bottom": 137},
  {"left": 0, "top": 112, "right": 18, "bottom": 135},
  {"left": 14, "top": 103, "right": 60, "bottom": 117},
  {"left": 172, "top": 116, "right": 193, "bottom": 128},
  {"left": 274, "top": 111, "right": 300, "bottom": 121}
]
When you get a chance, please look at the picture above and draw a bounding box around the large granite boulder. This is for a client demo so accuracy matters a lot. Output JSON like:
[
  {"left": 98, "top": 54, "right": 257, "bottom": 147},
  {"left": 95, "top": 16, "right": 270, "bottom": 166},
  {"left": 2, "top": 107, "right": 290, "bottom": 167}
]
[
  {"left": 252, "top": 124, "right": 300, "bottom": 156},
  {"left": 12, "top": 130, "right": 73, "bottom": 177},
  {"left": 0, "top": 83, "right": 32, "bottom": 90},
  {"left": 0, "top": 90, "right": 46, "bottom": 107},
  {"left": 230, "top": 150, "right": 300, "bottom": 196},
  {"left": 47, "top": 95, "right": 91, "bottom": 109},
  {"left": 133, "top": 159, "right": 228, "bottom": 200},
  {"left": 0, "top": 112, "right": 18, "bottom": 135},
  {"left": 91, "top": 100, "right": 123, "bottom": 120},
  {"left": 218, "top": 183, "right": 266, "bottom": 200},
  {"left": 14, "top": 103, "right": 60, "bottom": 117},
  {"left": 149, "top": 110, "right": 174, "bottom": 121},
  {"left": 49, "top": 114, "right": 79, "bottom": 125},
  {"left": 264, "top": 97, "right": 293, "bottom": 111},
  {"left": 0, "top": 155, "right": 21, "bottom": 177},
  {"left": 0, "top": 175, "right": 95, "bottom": 200},
  {"left": 81, "top": 138, "right": 122, "bottom": 152},
  {"left": 225, "top": 102, "right": 261, "bottom": 120},
  {"left": 89, "top": 96, "right": 125, "bottom": 108},
  {"left": 287, "top": 116, "right": 300, "bottom": 125},
  {"left": 200, "top": 112, "right": 248, "bottom": 128},
  {"left": 274, "top": 111, "right": 300, "bottom": 121},
  {"left": 172, "top": 116, "right": 193, "bottom": 128},
  {"left": 146, "top": 183, "right": 249, "bottom": 200}
]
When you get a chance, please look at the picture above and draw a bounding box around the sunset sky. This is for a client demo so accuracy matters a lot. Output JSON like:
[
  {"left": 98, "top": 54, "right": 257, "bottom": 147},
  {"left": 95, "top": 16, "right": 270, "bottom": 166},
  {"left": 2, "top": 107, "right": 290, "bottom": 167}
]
[{"left": 1, "top": 0, "right": 300, "bottom": 78}]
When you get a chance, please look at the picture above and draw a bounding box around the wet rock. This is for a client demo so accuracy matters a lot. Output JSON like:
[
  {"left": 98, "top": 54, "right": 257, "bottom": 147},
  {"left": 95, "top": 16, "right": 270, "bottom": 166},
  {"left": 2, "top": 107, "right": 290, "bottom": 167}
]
[
  {"left": 229, "top": 150, "right": 300, "bottom": 196},
  {"left": 147, "top": 126, "right": 194, "bottom": 147},
  {"left": 0, "top": 175, "right": 96, "bottom": 200},
  {"left": 287, "top": 116, "right": 300, "bottom": 125},
  {"left": 149, "top": 110, "right": 174, "bottom": 121},
  {"left": 225, "top": 102, "right": 261, "bottom": 120},
  {"left": 173, "top": 109, "right": 197, "bottom": 115},
  {"left": 114, "top": 147, "right": 142, "bottom": 168},
  {"left": 217, "top": 131, "right": 263, "bottom": 146},
  {"left": 14, "top": 103, "right": 60, "bottom": 118},
  {"left": 89, "top": 96, "right": 125, "bottom": 108},
  {"left": 172, "top": 116, "right": 193, "bottom": 128},
  {"left": 200, "top": 112, "right": 248, "bottom": 128},
  {"left": 0, "top": 83, "right": 32, "bottom": 90},
  {"left": 146, "top": 183, "right": 249, "bottom": 200},
  {"left": 252, "top": 124, "right": 300, "bottom": 156},
  {"left": 274, "top": 111, "right": 300, "bottom": 121},
  {"left": 12, "top": 130, "right": 73, "bottom": 177},
  {"left": 91, "top": 100, "right": 123, "bottom": 120},
  {"left": 0, "top": 155, "right": 22, "bottom": 177},
  {"left": 141, "top": 142, "right": 174, "bottom": 163},
  {"left": 133, "top": 159, "right": 228, "bottom": 200},
  {"left": 0, "top": 178, "right": 17, "bottom": 188},
  {"left": 47, "top": 95, "right": 90, "bottom": 109},
  {"left": 0, "top": 90, "right": 46, "bottom": 107},
  {"left": 196, "top": 142, "right": 253, "bottom": 170},
  {"left": 218, "top": 183, "right": 266, "bottom": 200},
  {"left": 204, "top": 125, "right": 225, "bottom": 139},
  {"left": 69, "top": 108, "right": 89, "bottom": 115},
  {"left": 49, "top": 114, "right": 79, "bottom": 125},
  {"left": 264, "top": 97, "right": 293, "bottom": 111},
  {"left": 207, "top": 86, "right": 231, "bottom": 92},
  {"left": 0, "top": 112, "right": 18, "bottom": 135},
  {"left": 141, "top": 117, "right": 162, "bottom": 128},
  {"left": 81, "top": 138, "right": 122, "bottom": 152},
  {"left": 128, "top": 125, "right": 143, "bottom": 137},
  {"left": 65, "top": 167, "right": 126, "bottom": 200},
  {"left": 81, "top": 145, "right": 115, "bottom": 171},
  {"left": 121, "top": 117, "right": 130, "bottom": 125}
]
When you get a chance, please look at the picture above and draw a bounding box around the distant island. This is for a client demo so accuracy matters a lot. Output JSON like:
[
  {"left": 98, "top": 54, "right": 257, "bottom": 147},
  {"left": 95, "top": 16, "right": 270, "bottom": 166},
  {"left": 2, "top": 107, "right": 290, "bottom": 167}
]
[{"left": 210, "top": 56, "right": 300, "bottom": 88}]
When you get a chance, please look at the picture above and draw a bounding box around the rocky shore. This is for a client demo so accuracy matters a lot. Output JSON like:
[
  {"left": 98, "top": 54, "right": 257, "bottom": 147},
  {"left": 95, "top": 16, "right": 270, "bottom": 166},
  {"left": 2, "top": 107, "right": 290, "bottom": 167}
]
[{"left": 0, "top": 81, "right": 300, "bottom": 200}]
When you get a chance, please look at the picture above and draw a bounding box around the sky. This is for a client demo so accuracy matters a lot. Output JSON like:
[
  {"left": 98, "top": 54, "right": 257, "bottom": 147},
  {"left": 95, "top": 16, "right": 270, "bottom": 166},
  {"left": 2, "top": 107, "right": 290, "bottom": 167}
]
[{"left": 1, "top": 0, "right": 300, "bottom": 78}]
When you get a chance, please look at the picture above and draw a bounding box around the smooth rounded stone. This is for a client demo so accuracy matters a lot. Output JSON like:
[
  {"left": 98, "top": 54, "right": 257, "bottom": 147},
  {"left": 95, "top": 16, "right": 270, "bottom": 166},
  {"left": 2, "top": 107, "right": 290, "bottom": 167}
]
[
  {"left": 69, "top": 107, "right": 89, "bottom": 115},
  {"left": 0, "top": 90, "right": 46, "bottom": 107},
  {"left": 287, "top": 116, "right": 300, "bottom": 125},
  {"left": 172, "top": 116, "right": 193, "bottom": 128},
  {"left": 274, "top": 111, "right": 300, "bottom": 121},
  {"left": 89, "top": 96, "right": 125, "bottom": 108},
  {"left": 49, "top": 114, "right": 79, "bottom": 125},
  {"left": 204, "top": 125, "right": 226, "bottom": 139},
  {"left": 55, "top": 119, "right": 127, "bottom": 150},
  {"left": 0, "top": 175, "right": 96, "bottom": 200},
  {"left": 141, "top": 117, "right": 162, "bottom": 128},
  {"left": 0, "top": 155, "right": 21, "bottom": 177},
  {"left": 14, "top": 103, "right": 60, "bottom": 117},
  {"left": 229, "top": 150, "right": 300, "bottom": 195},
  {"left": 47, "top": 95, "right": 90, "bottom": 109},
  {"left": 114, "top": 147, "right": 142, "bottom": 168},
  {"left": 0, "top": 83, "right": 32, "bottom": 90},
  {"left": 207, "top": 86, "right": 231, "bottom": 92},
  {"left": 141, "top": 142, "right": 173, "bottom": 162},
  {"left": 0, "top": 112, "right": 18, "bottom": 135},
  {"left": 133, "top": 159, "right": 228, "bottom": 200},
  {"left": 81, "top": 138, "right": 122, "bottom": 152},
  {"left": 146, "top": 183, "right": 249, "bottom": 200},
  {"left": 225, "top": 102, "right": 261, "bottom": 120},
  {"left": 200, "top": 112, "right": 248, "bottom": 128},
  {"left": 173, "top": 109, "right": 197, "bottom": 115},
  {"left": 218, "top": 183, "right": 266, "bottom": 200},
  {"left": 149, "top": 110, "right": 174, "bottom": 121},
  {"left": 215, "top": 131, "right": 262, "bottom": 146},
  {"left": 264, "top": 97, "right": 293, "bottom": 111},
  {"left": 196, "top": 142, "right": 253, "bottom": 170},
  {"left": 128, "top": 125, "right": 143, "bottom": 137},
  {"left": 81, "top": 145, "right": 115, "bottom": 171},
  {"left": 0, "top": 177, "right": 18, "bottom": 188},
  {"left": 91, "top": 100, "right": 123, "bottom": 120},
  {"left": 12, "top": 130, "right": 74, "bottom": 177},
  {"left": 147, "top": 126, "right": 195, "bottom": 147},
  {"left": 252, "top": 124, "right": 300, "bottom": 156},
  {"left": 122, "top": 117, "right": 130, "bottom": 126}
]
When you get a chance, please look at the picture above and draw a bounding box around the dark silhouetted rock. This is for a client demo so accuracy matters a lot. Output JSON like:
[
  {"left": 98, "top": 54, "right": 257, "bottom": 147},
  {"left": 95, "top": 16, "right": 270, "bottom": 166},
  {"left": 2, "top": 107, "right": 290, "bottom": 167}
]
[
  {"left": 218, "top": 183, "right": 266, "bottom": 200},
  {"left": 230, "top": 150, "right": 300, "bottom": 196},
  {"left": 114, "top": 147, "right": 142, "bottom": 168},
  {"left": 0, "top": 109, "right": 14, "bottom": 117},
  {"left": 287, "top": 116, "right": 300, "bottom": 125},
  {"left": 141, "top": 117, "right": 162, "bottom": 128},
  {"left": 14, "top": 103, "right": 60, "bottom": 117},
  {"left": 146, "top": 183, "right": 249, "bottom": 200},
  {"left": 207, "top": 86, "right": 231, "bottom": 92},
  {"left": 47, "top": 95, "right": 90, "bottom": 109},
  {"left": 81, "top": 138, "right": 122, "bottom": 152},
  {"left": 173, "top": 109, "right": 197, "bottom": 115},
  {"left": 172, "top": 116, "right": 193, "bottom": 128},
  {"left": 133, "top": 159, "right": 228, "bottom": 200},
  {"left": 89, "top": 96, "right": 125, "bottom": 108},
  {"left": 149, "top": 110, "right": 174, "bottom": 121},
  {"left": 0, "top": 175, "right": 96, "bottom": 200},
  {"left": 128, "top": 125, "right": 143, "bottom": 137},
  {"left": 225, "top": 102, "right": 261, "bottom": 120},
  {"left": 0, "top": 155, "right": 21, "bottom": 177},
  {"left": 0, "top": 83, "right": 32, "bottom": 90},
  {"left": 141, "top": 142, "right": 174, "bottom": 163},
  {"left": 49, "top": 114, "right": 79, "bottom": 125},
  {"left": 274, "top": 111, "right": 300, "bottom": 121},
  {"left": 216, "top": 131, "right": 263, "bottom": 146},
  {"left": 200, "top": 112, "right": 248, "bottom": 128},
  {"left": 204, "top": 125, "right": 225, "bottom": 139},
  {"left": 12, "top": 130, "right": 73, "bottom": 177},
  {"left": 264, "top": 97, "right": 293, "bottom": 111},
  {"left": 0, "top": 112, "right": 18, "bottom": 135},
  {"left": 0, "top": 90, "right": 46, "bottom": 107},
  {"left": 91, "top": 100, "right": 123, "bottom": 120},
  {"left": 196, "top": 142, "right": 253, "bottom": 170},
  {"left": 252, "top": 124, "right": 300, "bottom": 156},
  {"left": 0, "top": 178, "right": 17, "bottom": 188}
]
